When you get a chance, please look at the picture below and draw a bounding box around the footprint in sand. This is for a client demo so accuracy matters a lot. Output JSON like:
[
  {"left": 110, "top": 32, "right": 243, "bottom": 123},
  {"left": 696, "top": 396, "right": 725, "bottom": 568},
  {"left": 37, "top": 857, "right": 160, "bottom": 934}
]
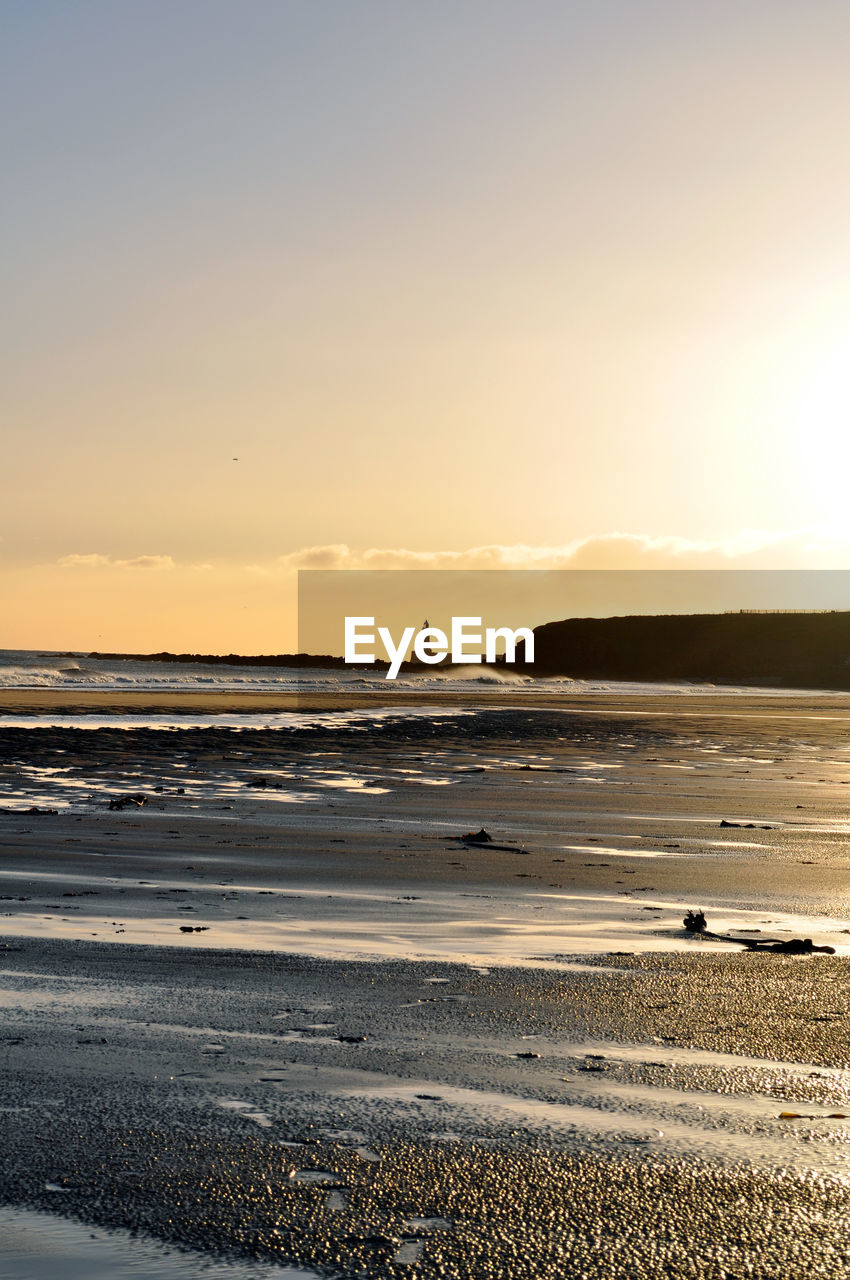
[
  {"left": 393, "top": 1240, "right": 425, "bottom": 1264},
  {"left": 290, "top": 1169, "right": 342, "bottom": 1184},
  {"left": 319, "top": 1128, "right": 368, "bottom": 1143},
  {"left": 215, "top": 1099, "right": 272, "bottom": 1127}
]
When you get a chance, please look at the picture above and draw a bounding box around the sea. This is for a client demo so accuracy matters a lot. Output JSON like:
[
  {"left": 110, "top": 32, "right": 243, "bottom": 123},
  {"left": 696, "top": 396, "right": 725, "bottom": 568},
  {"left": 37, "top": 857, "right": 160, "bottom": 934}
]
[{"left": 0, "top": 648, "right": 813, "bottom": 702}]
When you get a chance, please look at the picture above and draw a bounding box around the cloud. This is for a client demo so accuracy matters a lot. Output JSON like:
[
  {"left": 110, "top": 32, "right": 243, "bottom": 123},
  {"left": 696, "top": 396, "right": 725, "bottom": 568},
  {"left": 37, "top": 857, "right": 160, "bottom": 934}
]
[
  {"left": 52, "top": 529, "right": 849, "bottom": 580},
  {"left": 549, "top": 530, "right": 806, "bottom": 569},
  {"left": 275, "top": 529, "right": 832, "bottom": 572},
  {"left": 58, "top": 553, "right": 176, "bottom": 570},
  {"left": 284, "top": 544, "right": 353, "bottom": 570}
]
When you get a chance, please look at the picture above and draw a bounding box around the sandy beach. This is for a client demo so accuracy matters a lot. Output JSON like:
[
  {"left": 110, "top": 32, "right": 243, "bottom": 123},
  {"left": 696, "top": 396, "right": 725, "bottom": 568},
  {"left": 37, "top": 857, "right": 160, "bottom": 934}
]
[
  {"left": 2, "top": 687, "right": 850, "bottom": 1276},
  {"left": 11, "top": 2, "right": 850, "bottom": 1272}
]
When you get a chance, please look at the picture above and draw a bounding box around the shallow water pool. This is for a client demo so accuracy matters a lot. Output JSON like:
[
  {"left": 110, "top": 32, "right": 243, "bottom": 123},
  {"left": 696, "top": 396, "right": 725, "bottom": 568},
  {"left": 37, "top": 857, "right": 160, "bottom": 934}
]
[{"left": 0, "top": 1207, "right": 320, "bottom": 1280}]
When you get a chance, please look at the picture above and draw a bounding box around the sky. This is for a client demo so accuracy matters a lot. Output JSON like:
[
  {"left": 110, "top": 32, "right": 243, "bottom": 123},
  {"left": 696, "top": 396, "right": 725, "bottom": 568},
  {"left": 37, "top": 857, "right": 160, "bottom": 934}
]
[{"left": 4, "top": 1, "right": 850, "bottom": 651}]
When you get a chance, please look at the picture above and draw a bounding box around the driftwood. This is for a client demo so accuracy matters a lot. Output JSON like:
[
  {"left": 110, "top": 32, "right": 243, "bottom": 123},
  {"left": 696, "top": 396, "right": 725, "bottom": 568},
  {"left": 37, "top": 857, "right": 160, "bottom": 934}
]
[{"left": 683, "top": 910, "right": 835, "bottom": 954}]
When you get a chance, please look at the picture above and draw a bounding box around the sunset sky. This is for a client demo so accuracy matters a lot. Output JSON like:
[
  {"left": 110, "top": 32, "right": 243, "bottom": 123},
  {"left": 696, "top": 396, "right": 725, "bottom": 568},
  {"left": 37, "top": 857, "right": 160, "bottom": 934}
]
[{"left": 5, "top": 1, "right": 850, "bottom": 651}]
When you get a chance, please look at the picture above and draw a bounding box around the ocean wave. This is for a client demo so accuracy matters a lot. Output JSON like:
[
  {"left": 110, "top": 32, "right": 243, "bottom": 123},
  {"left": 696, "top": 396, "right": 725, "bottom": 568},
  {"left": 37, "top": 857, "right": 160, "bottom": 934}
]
[{"left": 0, "top": 650, "right": 825, "bottom": 698}]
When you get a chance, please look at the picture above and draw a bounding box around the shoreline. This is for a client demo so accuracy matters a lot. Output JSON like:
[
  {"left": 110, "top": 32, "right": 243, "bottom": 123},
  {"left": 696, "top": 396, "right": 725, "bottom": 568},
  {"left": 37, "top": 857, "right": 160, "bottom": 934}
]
[{"left": 5, "top": 685, "right": 850, "bottom": 717}]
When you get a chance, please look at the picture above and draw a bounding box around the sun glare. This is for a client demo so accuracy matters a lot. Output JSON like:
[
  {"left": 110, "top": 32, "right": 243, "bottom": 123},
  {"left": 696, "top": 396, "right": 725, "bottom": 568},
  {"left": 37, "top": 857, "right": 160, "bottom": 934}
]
[{"left": 790, "top": 334, "right": 850, "bottom": 492}]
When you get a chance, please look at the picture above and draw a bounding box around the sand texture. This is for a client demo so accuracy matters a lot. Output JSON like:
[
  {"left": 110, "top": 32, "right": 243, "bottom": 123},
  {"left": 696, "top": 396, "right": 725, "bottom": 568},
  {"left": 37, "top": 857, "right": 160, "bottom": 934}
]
[{"left": 2, "top": 691, "right": 850, "bottom": 1275}]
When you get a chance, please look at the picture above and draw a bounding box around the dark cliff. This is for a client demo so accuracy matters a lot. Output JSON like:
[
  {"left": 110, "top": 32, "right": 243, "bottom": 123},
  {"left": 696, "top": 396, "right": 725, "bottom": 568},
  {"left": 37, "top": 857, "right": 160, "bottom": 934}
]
[{"left": 523, "top": 611, "right": 850, "bottom": 688}]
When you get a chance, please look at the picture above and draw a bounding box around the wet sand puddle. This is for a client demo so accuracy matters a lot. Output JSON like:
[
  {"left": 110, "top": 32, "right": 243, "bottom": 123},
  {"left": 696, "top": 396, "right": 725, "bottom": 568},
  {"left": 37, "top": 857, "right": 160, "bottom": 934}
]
[
  {"left": 0, "top": 757, "right": 468, "bottom": 811},
  {"left": 2, "top": 881, "right": 849, "bottom": 957},
  {"left": 0, "top": 1206, "right": 319, "bottom": 1279},
  {"left": 0, "top": 707, "right": 480, "bottom": 731},
  {"left": 4, "top": 699, "right": 850, "bottom": 822},
  {"left": 0, "top": 972, "right": 117, "bottom": 1010},
  {"left": 326, "top": 1052, "right": 850, "bottom": 1180}
]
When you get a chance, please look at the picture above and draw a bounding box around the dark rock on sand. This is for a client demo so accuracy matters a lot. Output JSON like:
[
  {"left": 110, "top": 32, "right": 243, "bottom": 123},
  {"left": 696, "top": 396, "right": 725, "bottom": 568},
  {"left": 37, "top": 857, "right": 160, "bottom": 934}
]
[
  {"left": 108, "top": 793, "right": 149, "bottom": 811},
  {"left": 462, "top": 827, "right": 493, "bottom": 844}
]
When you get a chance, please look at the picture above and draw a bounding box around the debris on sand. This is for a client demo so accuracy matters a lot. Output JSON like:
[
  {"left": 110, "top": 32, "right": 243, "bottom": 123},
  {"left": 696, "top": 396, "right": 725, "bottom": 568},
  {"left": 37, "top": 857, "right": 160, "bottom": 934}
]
[
  {"left": 778, "top": 1110, "right": 849, "bottom": 1120},
  {"left": 462, "top": 828, "right": 493, "bottom": 844},
  {"left": 108, "top": 793, "right": 148, "bottom": 811},
  {"left": 683, "top": 910, "right": 835, "bottom": 954},
  {"left": 178, "top": 925, "right": 209, "bottom": 933},
  {"left": 0, "top": 806, "right": 58, "bottom": 815},
  {"left": 755, "top": 938, "right": 837, "bottom": 954},
  {"left": 448, "top": 828, "right": 529, "bottom": 854},
  {"left": 683, "top": 909, "right": 707, "bottom": 933}
]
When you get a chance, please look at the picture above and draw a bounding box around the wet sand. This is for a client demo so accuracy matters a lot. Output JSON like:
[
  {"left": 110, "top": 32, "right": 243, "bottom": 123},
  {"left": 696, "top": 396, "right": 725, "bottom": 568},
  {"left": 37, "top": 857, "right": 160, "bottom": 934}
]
[
  {"left": 3, "top": 940, "right": 850, "bottom": 1277},
  {"left": 2, "top": 690, "right": 850, "bottom": 1275},
  {"left": 6, "top": 683, "right": 850, "bottom": 716},
  {"left": 2, "top": 696, "right": 850, "bottom": 952}
]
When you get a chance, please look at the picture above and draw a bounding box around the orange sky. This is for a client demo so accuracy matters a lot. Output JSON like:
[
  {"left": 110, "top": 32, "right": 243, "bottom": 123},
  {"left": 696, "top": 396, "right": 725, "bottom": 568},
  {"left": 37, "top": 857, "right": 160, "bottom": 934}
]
[{"left": 4, "top": 3, "right": 850, "bottom": 651}]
